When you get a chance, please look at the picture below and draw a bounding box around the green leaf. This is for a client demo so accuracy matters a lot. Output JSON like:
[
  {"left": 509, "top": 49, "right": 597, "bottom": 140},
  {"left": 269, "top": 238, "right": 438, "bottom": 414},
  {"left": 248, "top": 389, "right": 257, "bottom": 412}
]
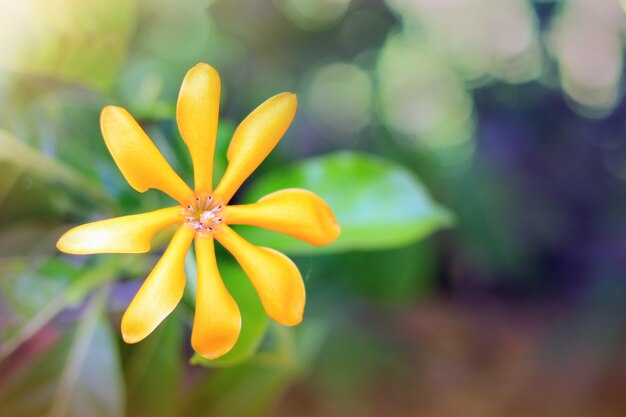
[
  {"left": 325, "top": 241, "right": 436, "bottom": 304},
  {"left": 0, "top": 129, "right": 110, "bottom": 219},
  {"left": 0, "top": 327, "right": 73, "bottom": 417},
  {"left": 239, "top": 151, "right": 454, "bottom": 254},
  {"left": 124, "top": 316, "right": 183, "bottom": 417},
  {"left": 181, "top": 321, "right": 328, "bottom": 417},
  {"left": 190, "top": 263, "right": 269, "bottom": 367},
  {"left": 0, "top": 288, "right": 125, "bottom": 417},
  {"left": 0, "top": 256, "right": 124, "bottom": 360},
  {"left": 0, "top": 258, "right": 72, "bottom": 349},
  {"left": 48, "top": 292, "right": 125, "bottom": 417}
]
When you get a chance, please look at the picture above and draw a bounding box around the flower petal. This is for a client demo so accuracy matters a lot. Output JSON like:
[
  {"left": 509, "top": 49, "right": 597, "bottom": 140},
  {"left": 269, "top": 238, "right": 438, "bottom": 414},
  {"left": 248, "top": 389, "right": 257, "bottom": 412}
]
[
  {"left": 57, "top": 207, "right": 182, "bottom": 254},
  {"left": 224, "top": 188, "right": 340, "bottom": 246},
  {"left": 121, "top": 226, "right": 194, "bottom": 343},
  {"left": 177, "top": 63, "right": 221, "bottom": 193},
  {"left": 101, "top": 106, "right": 193, "bottom": 203},
  {"left": 215, "top": 226, "right": 304, "bottom": 326},
  {"left": 213, "top": 93, "right": 297, "bottom": 204},
  {"left": 192, "top": 236, "right": 241, "bottom": 359}
]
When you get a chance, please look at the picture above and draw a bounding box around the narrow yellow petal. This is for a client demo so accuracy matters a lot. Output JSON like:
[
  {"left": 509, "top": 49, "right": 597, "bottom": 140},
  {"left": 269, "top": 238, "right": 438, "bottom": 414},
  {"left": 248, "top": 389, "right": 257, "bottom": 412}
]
[
  {"left": 177, "top": 63, "right": 221, "bottom": 193},
  {"left": 56, "top": 207, "right": 182, "bottom": 254},
  {"left": 101, "top": 106, "right": 193, "bottom": 203},
  {"left": 213, "top": 93, "right": 297, "bottom": 204},
  {"left": 121, "top": 226, "right": 194, "bottom": 344},
  {"left": 192, "top": 236, "right": 241, "bottom": 359},
  {"left": 215, "top": 226, "right": 304, "bottom": 326},
  {"left": 224, "top": 189, "right": 340, "bottom": 246}
]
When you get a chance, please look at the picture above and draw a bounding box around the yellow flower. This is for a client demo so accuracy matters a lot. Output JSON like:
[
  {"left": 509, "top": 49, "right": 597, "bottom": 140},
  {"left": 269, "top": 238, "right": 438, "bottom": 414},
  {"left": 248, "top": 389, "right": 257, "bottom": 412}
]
[{"left": 57, "top": 63, "right": 340, "bottom": 359}]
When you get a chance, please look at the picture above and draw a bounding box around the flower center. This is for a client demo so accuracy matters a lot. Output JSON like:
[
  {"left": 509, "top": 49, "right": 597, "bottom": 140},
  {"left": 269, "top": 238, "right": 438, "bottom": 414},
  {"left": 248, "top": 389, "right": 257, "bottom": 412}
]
[{"left": 182, "top": 193, "right": 223, "bottom": 236}]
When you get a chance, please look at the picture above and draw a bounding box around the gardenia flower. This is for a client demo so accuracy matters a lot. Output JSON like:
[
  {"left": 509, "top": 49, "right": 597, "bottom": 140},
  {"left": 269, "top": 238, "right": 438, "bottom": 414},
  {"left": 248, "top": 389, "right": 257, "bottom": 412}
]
[{"left": 57, "top": 63, "right": 340, "bottom": 359}]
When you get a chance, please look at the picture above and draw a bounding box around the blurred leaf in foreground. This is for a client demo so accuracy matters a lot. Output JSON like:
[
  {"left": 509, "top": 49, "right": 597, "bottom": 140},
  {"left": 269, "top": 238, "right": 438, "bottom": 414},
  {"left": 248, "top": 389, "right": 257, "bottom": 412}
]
[
  {"left": 239, "top": 151, "right": 453, "bottom": 254},
  {"left": 0, "top": 256, "right": 124, "bottom": 360},
  {"left": 0, "top": 288, "right": 124, "bottom": 417},
  {"left": 182, "top": 320, "right": 327, "bottom": 417},
  {"left": 123, "top": 315, "right": 183, "bottom": 417},
  {"left": 0, "top": 129, "right": 111, "bottom": 225},
  {"left": 0, "top": 258, "right": 72, "bottom": 347},
  {"left": 0, "top": 129, "right": 106, "bottom": 200}
]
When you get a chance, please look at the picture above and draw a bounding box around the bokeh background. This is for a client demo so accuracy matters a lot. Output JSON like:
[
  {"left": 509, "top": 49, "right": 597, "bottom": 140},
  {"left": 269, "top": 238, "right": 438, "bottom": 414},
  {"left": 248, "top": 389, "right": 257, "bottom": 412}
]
[{"left": 1, "top": 0, "right": 626, "bottom": 416}]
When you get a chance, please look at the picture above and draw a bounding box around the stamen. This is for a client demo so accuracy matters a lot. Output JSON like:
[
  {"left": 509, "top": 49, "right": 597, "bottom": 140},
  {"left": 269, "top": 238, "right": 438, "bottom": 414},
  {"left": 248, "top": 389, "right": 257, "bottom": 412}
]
[{"left": 183, "top": 194, "right": 224, "bottom": 235}]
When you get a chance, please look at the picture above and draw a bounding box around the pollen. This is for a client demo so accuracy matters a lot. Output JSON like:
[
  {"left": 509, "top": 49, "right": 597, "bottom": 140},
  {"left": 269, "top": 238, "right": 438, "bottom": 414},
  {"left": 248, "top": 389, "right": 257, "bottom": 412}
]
[{"left": 182, "top": 193, "right": 223, "bottom": 236}]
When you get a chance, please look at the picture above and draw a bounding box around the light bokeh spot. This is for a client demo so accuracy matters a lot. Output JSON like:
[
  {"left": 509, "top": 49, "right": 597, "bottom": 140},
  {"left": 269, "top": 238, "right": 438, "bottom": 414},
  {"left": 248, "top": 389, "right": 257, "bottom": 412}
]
[{"left": 305, "top": 63, "right": 373, "bottom": 138}]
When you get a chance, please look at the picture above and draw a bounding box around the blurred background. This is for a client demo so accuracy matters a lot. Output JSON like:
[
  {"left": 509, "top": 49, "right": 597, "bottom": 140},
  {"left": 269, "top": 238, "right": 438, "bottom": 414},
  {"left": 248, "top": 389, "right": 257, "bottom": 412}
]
[{"left": 1, "top": 0, "right": 626, "bottom": 416}]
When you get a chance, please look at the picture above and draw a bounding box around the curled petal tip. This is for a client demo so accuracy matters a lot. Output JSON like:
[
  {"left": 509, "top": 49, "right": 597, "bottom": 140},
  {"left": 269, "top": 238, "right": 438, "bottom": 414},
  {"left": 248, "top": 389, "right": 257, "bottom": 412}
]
[
  {"left": 56, "top": 234, "right": 69, "bottom": 253},
  {"left": 327, "top": 219, "right": 341, "bottom": 243},
  {"left": 274, "top": 288, "right": 304, "bottom": 326},
  {"left": 56, "top": 232, "right": 88, "bottom": 255},
  {"left": 192, "top": 62, "right": 216, "bottom": 72},
  {"left": 314, "top": 197, "right": 341, "bottom": 245},
  {"left": 269, "top": 92, "right": 297, "bottom": 111},
  {"left": 280, "top": 91, "right": 297, "bottom": 103},
  {"left": 193, "top": 351, "right": 221, "bottom": 360},
  {"left": 120, "top": 322, "right": 144, "bottom": 344},
  {"left": 279, "top": 311, "right": 303, "bottom": 327},
  {"left": 192, "top": 337, "right": 239, "bottom": 360},
  {"left": 189, "top": 62, "right": 219, "bottom": 78},
  {"left": 100, "top": 105, "right": 123, "bottom": 119}
]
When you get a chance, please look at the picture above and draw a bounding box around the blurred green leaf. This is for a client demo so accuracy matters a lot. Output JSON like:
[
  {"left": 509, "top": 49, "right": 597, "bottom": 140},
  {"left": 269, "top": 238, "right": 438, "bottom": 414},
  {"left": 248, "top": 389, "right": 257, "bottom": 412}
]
[
  {"left": 0, "top": 328, "right": 72, "bottom": 417},
  {"left": 182, "top": 321, "right": 327, "bottom": 417},
  {"left": 239, "top": 151, "right": 454, "bottom": 254},
  {"left": 0, "top": 288, "right": 124, "bottom": 417},
  {"left": 190, "top": 263, "right": 269, "bottom": 367},
  {"left": 124, "top": 316, "right": 183, "bottom": 417},
  {"left": 250, "top": 323, "right": 296, "bottom": 368},
  {"left": 0, "top": 258, "right": 72, "bottom": 347},
  {"left": 49, "top": 289, "right": 124, "bottom": 417},
  {"left": 331, "top": 241, "right": 436, "bottom": 303},
  {"left": 48, "top": 289, "right": 124, "bottom": 417},
  {"left": 0, "top": 256, "right": 124, "bottom": 360},
  {"left": 0, "top": 129, "right": 110, "bottom": 213}
]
